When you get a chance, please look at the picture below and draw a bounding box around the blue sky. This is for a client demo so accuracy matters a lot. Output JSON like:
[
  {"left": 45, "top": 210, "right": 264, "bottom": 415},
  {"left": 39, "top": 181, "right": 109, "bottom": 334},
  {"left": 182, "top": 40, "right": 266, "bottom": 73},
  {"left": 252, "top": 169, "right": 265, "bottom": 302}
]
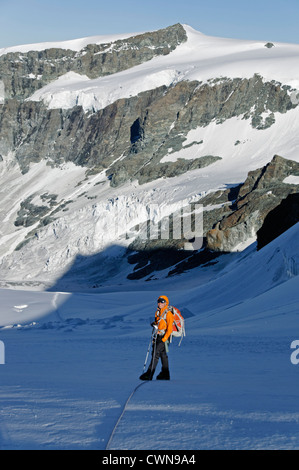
[{"left": 0, "top": 0, "right": 299, "bottom": 48}]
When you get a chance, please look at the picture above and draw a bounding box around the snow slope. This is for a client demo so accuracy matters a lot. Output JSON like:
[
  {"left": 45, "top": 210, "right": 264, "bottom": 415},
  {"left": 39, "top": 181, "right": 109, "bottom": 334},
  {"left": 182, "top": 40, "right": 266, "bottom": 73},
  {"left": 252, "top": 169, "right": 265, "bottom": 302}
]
[{"left": 0, "top": 224, "right": 298, "bottom": 450}]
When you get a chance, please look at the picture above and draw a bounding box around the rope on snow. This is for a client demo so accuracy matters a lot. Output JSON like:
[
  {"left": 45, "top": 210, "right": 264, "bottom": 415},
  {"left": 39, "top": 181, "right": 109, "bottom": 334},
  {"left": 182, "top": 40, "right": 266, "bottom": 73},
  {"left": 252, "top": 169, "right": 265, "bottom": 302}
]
[
  {"left": 106, "top": 329, "right": 156, "bottom": 449},
  {"left": 105, "top": 381, "right": 148, "bottom": 450}
]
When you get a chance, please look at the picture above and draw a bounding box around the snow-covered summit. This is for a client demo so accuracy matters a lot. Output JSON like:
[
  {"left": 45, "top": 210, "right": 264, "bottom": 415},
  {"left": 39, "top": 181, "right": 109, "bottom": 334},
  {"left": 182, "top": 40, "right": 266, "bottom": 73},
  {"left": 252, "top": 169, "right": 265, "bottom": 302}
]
[{"left": 24, "top": 24, "right": 299, "bottom": 112}]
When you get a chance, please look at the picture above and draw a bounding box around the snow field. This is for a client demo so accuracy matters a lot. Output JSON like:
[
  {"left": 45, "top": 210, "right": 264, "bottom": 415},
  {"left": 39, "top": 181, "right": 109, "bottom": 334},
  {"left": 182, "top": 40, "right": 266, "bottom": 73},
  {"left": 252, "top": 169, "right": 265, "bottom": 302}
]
[{"left": 0, "top": 224, "right": 298, "bottom": 449}]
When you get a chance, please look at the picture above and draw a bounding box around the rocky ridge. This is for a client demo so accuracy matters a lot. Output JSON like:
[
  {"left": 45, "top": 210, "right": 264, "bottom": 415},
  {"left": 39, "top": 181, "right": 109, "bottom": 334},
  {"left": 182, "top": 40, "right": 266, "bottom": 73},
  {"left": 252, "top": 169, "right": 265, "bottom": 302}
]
[
  {"left": 205, "top": 155, "right": 299, "bottom": 251},
  {"left": 126, "top": 155, "right": 299, "bottom": 280},
  {"left": 0, "top": 24, "right": 187, "bottom": 100}
]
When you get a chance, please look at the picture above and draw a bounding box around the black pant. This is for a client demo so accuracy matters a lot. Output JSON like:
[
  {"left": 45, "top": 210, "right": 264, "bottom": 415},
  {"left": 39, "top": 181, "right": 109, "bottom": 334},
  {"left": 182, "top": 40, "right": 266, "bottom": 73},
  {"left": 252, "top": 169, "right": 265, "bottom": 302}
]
[{"left": 149, "top": 337, "right": 169, "bottom": 374}]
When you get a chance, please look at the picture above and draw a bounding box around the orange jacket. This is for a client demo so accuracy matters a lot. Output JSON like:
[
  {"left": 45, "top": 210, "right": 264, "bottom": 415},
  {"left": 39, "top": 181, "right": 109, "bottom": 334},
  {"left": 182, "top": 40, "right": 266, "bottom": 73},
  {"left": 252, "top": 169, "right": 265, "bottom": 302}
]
[{"left": 154, "top": 295, "right": 174, "bottom": 343}]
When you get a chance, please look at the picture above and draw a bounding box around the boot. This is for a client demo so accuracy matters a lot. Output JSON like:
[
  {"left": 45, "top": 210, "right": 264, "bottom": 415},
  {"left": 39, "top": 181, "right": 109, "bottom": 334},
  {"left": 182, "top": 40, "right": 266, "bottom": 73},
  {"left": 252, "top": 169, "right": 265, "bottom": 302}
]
[
  {"left": 139, "top": 368, "right": 154, "bottom": 381},
  {"left": 156, "top": 369, "right": 170, "bottom": 380}
]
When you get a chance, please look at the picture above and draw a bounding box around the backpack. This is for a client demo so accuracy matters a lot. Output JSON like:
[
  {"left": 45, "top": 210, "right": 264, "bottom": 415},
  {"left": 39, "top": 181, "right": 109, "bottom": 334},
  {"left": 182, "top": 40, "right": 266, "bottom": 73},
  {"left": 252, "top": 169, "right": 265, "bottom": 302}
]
[{"left": 168, "top": 306, "right": 185, "bottom": 346}]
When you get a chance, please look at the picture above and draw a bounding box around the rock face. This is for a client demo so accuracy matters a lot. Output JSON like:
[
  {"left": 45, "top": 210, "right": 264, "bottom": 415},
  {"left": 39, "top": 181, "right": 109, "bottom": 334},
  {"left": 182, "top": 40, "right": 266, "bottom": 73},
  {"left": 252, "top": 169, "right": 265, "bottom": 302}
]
[
  {"left": 257, "top": 193, "right": 299, "bottom": 250},
  {"left": 0, "top": 74, "right": 296, "bottom": 183},
  {"left": 206, "top": 155, "right": 299, "bottom": 252}
]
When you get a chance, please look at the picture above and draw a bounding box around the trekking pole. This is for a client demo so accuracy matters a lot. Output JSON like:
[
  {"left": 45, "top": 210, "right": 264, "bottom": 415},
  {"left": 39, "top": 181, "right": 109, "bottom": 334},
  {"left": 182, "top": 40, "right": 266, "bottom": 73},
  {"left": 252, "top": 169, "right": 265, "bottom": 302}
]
[{"left": 142, "top": 325, "right": 158, "bottom": 373}]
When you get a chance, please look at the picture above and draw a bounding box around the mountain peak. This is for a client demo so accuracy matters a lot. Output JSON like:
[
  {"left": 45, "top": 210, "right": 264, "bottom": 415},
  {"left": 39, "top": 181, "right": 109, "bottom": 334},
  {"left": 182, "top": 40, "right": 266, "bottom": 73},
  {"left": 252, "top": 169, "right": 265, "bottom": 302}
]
[{"left": 0, "top": 22, "right": 299, "bottom": 288}]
